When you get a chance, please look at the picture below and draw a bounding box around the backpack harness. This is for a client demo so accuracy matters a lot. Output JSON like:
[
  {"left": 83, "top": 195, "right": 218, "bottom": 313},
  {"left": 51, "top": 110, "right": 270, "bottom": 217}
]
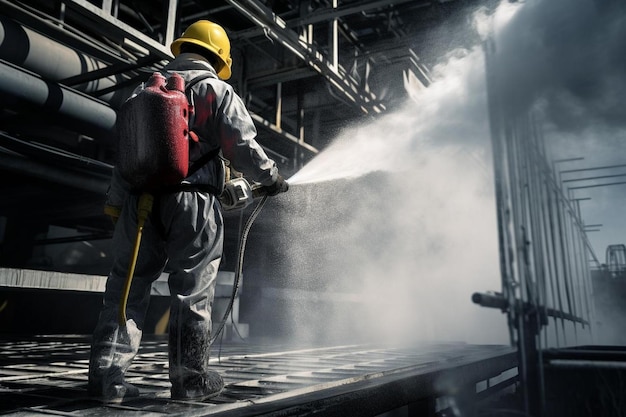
[{"left": 116, "top": 71, "right": 221, "bottom": 196}]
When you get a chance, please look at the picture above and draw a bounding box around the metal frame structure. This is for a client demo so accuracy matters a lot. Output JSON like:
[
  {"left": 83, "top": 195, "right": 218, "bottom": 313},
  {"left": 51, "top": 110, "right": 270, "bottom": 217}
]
[{"left": 473, "top": 38, "right": 599, "bottom": 416}]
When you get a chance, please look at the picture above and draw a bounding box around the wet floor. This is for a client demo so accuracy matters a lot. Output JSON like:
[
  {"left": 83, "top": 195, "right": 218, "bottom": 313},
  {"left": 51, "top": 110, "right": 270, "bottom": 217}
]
[{"left": 0, "top": 335, "right": 516, "bottom": 416}]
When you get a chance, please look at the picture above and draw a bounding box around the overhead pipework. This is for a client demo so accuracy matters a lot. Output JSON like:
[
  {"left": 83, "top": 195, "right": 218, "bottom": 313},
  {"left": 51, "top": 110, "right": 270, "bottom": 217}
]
[
  {"left": 0, "top": 0, "right": 489, "bottom": 274},
  {"left": 225, "top": 0, "right": 385, "bottom": 115}
]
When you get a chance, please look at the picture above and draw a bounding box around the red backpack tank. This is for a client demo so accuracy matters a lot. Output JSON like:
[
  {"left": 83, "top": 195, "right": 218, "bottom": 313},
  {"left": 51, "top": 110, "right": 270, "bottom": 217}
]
[{"left": 116, "top": 72, "right": 197, "bottom": 191}]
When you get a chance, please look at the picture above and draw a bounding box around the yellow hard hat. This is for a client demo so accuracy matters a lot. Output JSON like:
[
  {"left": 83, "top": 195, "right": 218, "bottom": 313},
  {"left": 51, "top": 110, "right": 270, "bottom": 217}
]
[{"left": 170, "top": 20, "right": 232, "bottom": 80}]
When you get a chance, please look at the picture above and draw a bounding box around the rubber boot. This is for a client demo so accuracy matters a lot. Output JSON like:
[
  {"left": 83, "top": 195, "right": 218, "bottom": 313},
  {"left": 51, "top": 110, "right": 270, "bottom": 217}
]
[
  {"left": 88, "top": 314, "right": 142, "bottom": 403},
  {"left": 168, "top": 305, "right": 224, "bottom": 400},
  {"left": 170, "top": 369, "right": 224, "bottom": 401}
]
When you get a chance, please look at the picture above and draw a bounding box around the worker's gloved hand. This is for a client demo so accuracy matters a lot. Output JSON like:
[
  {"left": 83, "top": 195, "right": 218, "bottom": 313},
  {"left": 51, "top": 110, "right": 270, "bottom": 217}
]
[
  {"left": 264, "top": 175, "right": 289, "bottom": 196},
  {"left": 104, "top": 205, "right": 122, "bottom": 225}
]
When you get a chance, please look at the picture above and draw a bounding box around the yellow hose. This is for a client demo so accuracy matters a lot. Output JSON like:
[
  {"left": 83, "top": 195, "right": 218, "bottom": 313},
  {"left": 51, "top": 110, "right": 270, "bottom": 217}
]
[{"left": 118, "top": 192, "right": 154, "bottom": 326}]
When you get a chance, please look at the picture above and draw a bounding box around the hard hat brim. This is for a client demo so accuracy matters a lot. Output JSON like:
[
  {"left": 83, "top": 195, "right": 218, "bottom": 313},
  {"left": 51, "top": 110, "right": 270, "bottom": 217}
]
[{"left": 170, "top": 38, "right": 232, "bottom": 80}]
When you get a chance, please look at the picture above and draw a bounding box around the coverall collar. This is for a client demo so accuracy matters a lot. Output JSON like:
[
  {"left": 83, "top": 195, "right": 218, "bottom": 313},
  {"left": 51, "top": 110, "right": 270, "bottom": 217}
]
[{"left": 170, "top": 53, "right": 219, "bottom": 77}]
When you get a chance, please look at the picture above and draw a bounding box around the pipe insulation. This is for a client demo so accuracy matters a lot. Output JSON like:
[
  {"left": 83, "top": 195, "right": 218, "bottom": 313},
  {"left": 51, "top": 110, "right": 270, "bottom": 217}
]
[
  {"left": 0, "top": 59, "right": 117, "bottom": 140},
  {"left": 0, "top": 15, "right": 124, "bottom": 104}
]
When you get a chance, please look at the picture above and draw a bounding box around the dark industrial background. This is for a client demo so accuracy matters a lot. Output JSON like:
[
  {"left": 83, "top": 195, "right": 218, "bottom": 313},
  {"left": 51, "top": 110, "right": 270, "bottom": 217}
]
[{"left": 2, "top": 1, "right": 626, "bottom": 416}]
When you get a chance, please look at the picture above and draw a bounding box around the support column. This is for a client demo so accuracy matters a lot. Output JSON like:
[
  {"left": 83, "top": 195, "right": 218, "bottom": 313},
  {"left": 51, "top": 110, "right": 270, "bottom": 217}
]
[
  {"left": 275, "top": 82, "right": 282, "bottom": 129},
  {"left": 328, "top": 0, "right": 338, "bottom": 71}
]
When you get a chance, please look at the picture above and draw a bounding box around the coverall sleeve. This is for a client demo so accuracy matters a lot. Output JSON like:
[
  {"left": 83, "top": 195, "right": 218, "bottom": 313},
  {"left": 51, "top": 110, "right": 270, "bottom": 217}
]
[{"left": 215, "top": 87, "right": 278, "bottom": 186}]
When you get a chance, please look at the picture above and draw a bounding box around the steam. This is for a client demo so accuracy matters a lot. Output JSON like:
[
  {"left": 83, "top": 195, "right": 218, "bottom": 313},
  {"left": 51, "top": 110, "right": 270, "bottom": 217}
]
[
  {"left": 256, "top": 0, "right": 625, "bottom": 347},
  {"left": 276, "top": 33, "right": 507, "bottom": 345},
  {"left": 488, "top": 0, "right": 626, "bottom": 346},
  {"left": 486, "top": 0, "right": 626, "bottom": 258},
  {"left": 489, "top": 0, "right": 626, "bottom": 130},
  {"left": 289, "top": 47, "right": 491, "bottom": 186}
]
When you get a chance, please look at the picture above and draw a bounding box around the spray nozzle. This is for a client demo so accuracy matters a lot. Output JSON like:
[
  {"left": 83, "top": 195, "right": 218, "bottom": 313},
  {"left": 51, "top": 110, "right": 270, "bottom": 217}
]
[{"left": 220, "top": 177, "right": 263, "bottom": 211}]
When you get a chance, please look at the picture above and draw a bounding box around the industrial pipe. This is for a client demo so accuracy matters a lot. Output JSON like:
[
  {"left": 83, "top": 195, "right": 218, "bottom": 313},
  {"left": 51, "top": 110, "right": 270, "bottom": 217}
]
[
  {"left": 0, "top": 14, "right": 129, "bottom": 106},
  {"left": 471, "top": 292, "right": 508, "bottom": 310},
  {"left": 0, "top": 59, "right": 117, "bottom": 140}
]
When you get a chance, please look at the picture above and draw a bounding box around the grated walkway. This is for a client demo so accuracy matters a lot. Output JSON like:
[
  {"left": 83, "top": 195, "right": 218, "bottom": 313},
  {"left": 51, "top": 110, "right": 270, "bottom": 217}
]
[{"left": 0, "top": 335, "right": 516, "bottom": 416}]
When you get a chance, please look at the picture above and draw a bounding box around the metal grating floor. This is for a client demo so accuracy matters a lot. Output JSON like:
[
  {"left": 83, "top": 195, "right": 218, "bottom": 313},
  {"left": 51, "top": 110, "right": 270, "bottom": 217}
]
[{"left": 0, "top": 335, "right": 517, "bottom": 416}]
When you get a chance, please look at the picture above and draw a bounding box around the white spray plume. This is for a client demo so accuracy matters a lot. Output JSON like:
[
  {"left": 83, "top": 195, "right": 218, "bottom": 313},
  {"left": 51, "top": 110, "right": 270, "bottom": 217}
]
[
  {"left": 289, "top": 46, "right": 492, "bottom": 186},
  {"left": 270, "top": 0, "right": 626, "bottom": 347},
  {"left": 278, "top": 28, "right": 508, "bottom": 345},
  {"left": 488, "top": 0, "right": 626, "bottom": 258}
]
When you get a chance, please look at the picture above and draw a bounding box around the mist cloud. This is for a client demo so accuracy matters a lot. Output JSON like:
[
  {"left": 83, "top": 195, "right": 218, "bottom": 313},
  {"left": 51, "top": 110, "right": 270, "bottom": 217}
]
[
  {"left": 262, "top": 0, "right": 626, "bottom": 347},
  {"left": 279, "top": 25, "right": 505, "bottom": 345},
  {"left": 490, "top": 0, "right": 626, "bottom": 131}
]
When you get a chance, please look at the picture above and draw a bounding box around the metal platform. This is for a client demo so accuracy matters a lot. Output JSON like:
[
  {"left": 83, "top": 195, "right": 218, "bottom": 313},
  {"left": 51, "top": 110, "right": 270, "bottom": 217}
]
[{"left": 0, "top": 335, "right": 516, "bottom": 416}]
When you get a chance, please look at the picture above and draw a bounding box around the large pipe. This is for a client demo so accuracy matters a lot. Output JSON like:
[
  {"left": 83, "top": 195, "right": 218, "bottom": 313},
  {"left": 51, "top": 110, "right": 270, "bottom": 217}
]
[
  {"left": 0, "top": 14, "right": 128, "bottom": 105},
  {"left": 0, "top": 59, "right": 117, "bottom": 140},
  {"left": 0, "top": 12, "right": 316, "bottom": 155}
]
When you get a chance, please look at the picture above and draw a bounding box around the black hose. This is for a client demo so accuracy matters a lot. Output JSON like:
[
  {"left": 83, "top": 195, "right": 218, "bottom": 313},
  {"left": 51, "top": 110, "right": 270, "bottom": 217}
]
[{"left": 210, "top": 195, "right": 269, "bottom": 344}]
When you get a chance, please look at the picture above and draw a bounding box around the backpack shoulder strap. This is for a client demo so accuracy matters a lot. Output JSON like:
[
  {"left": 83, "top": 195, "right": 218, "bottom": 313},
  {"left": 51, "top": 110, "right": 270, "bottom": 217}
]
[
  {"left": 187, "top": 147, "right": 221, "bottom": 177},
  {"left": 184, "top": 72, "right": 222, "bottom": 177}
]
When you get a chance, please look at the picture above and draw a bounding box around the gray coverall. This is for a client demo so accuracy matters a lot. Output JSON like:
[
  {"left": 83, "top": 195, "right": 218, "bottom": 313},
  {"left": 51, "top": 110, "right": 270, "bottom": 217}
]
[{"left": 88, "top": 53, "right": 278, "bottom": 399}]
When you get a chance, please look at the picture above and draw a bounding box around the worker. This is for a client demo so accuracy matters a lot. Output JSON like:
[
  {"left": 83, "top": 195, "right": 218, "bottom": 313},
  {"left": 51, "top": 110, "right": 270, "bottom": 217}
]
[{"left": 88, "top": 20, "right": 289, "bottom": 402}]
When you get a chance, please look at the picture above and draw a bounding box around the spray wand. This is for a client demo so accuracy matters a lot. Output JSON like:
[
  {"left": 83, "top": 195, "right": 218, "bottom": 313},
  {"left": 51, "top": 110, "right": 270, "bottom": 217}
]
[{"left": 219, "top": 177, "right": 267, "bottom": 211}]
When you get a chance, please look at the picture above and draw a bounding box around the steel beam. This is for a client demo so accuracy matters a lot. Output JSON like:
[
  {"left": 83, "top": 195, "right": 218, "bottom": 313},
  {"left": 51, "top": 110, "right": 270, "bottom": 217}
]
[
  {"left": 293, "top": 0, "right": 430, "bottom": 27},
  {"left": 163, "top": 0, "right": 178, "bottom": 48},
  {"left": 234, "top": 0, "right": 430, "bottom": 38},
  {"left": 246, "top": 66, "right": 314, "bottom": 89},
  {"left": 64, "top": 0, "right": 172, "bottom": 59},
  {"left": 225, "top": 0, "right": 384, "bottom": 115},
  {"left": 250, "top": 112, "right": 319, "bottom": 155}
]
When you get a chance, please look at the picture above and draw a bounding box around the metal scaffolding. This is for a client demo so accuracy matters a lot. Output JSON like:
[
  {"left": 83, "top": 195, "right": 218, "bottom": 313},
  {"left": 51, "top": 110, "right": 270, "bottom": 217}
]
[{"left": 473, "top": 37, "right": 599, "bottom": 416}]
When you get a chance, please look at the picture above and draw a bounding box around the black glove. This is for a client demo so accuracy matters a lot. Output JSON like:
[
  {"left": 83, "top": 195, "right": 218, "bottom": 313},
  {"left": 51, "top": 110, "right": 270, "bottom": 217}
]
[{"left": 264, "top": 175, "right": 289, "bottom": 196}]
